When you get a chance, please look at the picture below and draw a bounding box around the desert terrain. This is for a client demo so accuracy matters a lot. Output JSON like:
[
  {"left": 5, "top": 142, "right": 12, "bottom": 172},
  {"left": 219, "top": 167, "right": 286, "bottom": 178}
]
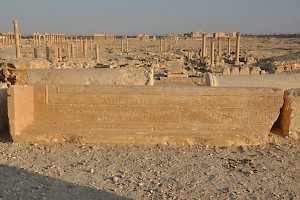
[{"left": 0, "top": 31, "right": 300, "bottom": 200}]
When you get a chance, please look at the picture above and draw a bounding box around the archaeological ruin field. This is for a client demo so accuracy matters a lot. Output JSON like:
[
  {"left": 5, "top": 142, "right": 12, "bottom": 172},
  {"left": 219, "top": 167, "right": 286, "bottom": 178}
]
[{"left": 0, "top": 21, "right": 299, "bottom": 199}]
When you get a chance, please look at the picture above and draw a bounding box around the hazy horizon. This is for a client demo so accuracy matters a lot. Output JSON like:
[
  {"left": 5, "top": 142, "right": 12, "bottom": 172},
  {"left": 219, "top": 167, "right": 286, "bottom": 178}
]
[{"left": 1, "top": 0, "right": 300, "bottom": 36}]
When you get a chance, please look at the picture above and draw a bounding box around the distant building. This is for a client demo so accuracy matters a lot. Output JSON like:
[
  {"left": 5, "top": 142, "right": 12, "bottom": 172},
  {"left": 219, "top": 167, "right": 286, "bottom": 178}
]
[
  {"left": 227, "top": 32, "right": 237, "bottom": 38},
  {"left": 166, "top": 33, "right": 179, "bottom": 40},
  {"left": 93, "top": 34, "right": 116, "bottom": 43},
  {"left": 213, "top": 32, "right": 226, "bottom": 38},
  {"left": 136, "top": 34, "right": 150, "bottom": 41}
]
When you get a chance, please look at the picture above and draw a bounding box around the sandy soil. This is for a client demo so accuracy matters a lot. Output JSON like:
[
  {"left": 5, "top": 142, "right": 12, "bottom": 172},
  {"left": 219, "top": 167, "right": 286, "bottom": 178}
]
[
  {"left": 0, "top": 135, "right": 299, "bottom": 200},
  {"left": 1, "top": 36, "right": 300, "bottom": 199}
]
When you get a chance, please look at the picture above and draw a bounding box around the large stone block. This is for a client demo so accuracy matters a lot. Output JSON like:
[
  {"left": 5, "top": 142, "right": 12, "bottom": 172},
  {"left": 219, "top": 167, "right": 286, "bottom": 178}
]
[
  {"left": 8, "top": 85, "right": 283, "bottom": 146},
  {"left": 273, "top": 89, "right": 300, "bottom": 139},
  {"left": 0, "top": 84, "right": 8, "bottom": 135}
]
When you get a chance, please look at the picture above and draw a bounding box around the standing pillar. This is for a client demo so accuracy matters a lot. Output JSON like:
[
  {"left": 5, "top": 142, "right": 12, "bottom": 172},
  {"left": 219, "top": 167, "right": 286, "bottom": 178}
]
[
  {"left": 211, "top": 40, "right": 215, "bottom": 67},
  {"left": 95, "top": 44, "right": 100, "bottom": 63},
  {"left": 202, "top": 33, "right": 206, "bottom": 58},
  {"left": 76, "top": 36, "right": 78, "bottom": 50},
  {"left": 90, "top": 37, "right": 93, "bottom": 50},
  {"left": 71, "top": 44, "right": 75, "bottom": 58},
  {"left": 83, "top": 41, "right": 87, "bottom": 57},
  {"left": 68, "top": 44, "right": 72, "bottom": 58},
  {"left": 58, "top": 47, "right": 62, "bottom": 62},
  {"left": 54, "top": 47, "right": 58, "bottom": 63},
  {"left": 169, "top": 39, "right": 173, "bottom": 51},
  {"left": 1, "top": 33, "right": 4, "bottom": 45},
  {"left": 160, "top": 38, "right": 163, "bottom": 52},
  {"left": 46, "top": 46, "right": 50, "bottom": 61},
  {"left": 228, "top": 37, "right": 231, "bottom": 55},
  {"left": 125, "top": 39, "right": 129, "bottom": 53},
  {"left": 218, "top": 37, "right": 221, "bottom": 59},
  {"left": 121, "top": 38, "right": 124, "bottom": 52},
  {"left": 33, "top": 33, "right": 36, "bottom": 45},
  {"left": 235, "top": 32, "right": 241, "bottom": 65},
  {"left": 13, "top": 20, "right": 21, "bottom": 59},
  {"left": 34, "top": 48, "right": 38, "bottom": 58}
]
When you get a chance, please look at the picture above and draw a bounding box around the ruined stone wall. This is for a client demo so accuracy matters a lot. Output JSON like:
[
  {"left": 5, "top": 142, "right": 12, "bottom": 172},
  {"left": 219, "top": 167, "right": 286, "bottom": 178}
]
[
  {"left": 7, "top": 85, "right": 283, "bottom": 146},
  {"left": 269, "top": 59, "right": 300, "bottom": 73}
]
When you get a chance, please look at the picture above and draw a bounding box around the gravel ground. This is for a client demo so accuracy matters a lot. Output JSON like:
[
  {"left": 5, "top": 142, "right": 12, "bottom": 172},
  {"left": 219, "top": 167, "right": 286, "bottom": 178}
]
[{"left": 0, "top": 136, "right": 299, "bottom": 200}]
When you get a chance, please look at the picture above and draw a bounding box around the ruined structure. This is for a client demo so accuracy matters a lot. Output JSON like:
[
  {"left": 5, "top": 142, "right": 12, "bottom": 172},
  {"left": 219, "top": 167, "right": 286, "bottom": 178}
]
[{"left": 8, "top": 85, "right": 282, "bottom": 146}]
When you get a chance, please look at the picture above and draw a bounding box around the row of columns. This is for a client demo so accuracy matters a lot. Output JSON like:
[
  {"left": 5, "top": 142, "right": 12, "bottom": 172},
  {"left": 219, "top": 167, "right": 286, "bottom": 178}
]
[
  {"left": 1, "top": 32, "right": 21, "bottom": 46},
  {"left": 201, "top": 32, "right": 241, "bottom": 66},
  {"left": 45, "top": 42, "right": 100, "bottom": 63}
]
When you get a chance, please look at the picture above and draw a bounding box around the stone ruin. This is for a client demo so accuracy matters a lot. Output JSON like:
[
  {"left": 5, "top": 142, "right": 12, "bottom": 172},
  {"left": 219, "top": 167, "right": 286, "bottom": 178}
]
[{"left": 1, "top": 20, "right": 300, "bottom": 146}]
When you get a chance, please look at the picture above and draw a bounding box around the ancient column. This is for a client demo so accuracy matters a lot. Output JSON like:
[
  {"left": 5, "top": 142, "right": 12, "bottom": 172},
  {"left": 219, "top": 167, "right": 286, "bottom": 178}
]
[
  {"left": 90, "top": 37, "right": 93, "bottom": 50},
  {"left": 126, "top": 38, "right": 129, "bottom": 53},
  {"left": 228, "top": 37, "right": 231, "bottom": 55},
  {"left": 71, "top": 44, "right": 75, "bottom": 58},
  {"left": 202, "top": 33, "right": 206, "bottom": 58},
  {"left": 58, "top": 47, "right": 62, "bottom": 62},
  {"left": 68, "top": 44, "right": 72, "bottom": 58},
  {"left": 13, "top": 20, "right": 21, "bottom": 59},
  {"left": 235, "top": 32, "right": 241, "bottom": 65},
  {"left": 33, "top": 33, "right": 36, "bottom": 45},
  {"left": 121, "top": 38, "right": 124, "bottom": 52},
  {"left": 95, "top": 44, "right": 100, "bottom": 63},
  {"left": 46, "top": 46, "right": 50, "bottom": 61},
  {"left": 169, "top": 39, "right": 173, "bottom": 51},
  {"left": 34, "top": 48, "right": 38, "bottom": 58},
  {"left": 54, "top": 47, "right": 58, "bottom": 63},
  {"left": 218, "top": 37, "right": 221, "bottom": 59},
  {"left": 1, "top": 33, "right": 4, "bottom": 45},
  {"left": 83, "top": 41, "right": 87, "bottom": 57},
  {"left": 160, "top": 38, "right": 163, "bottom": 52},
  {"left": 211, "top": 40, "right": 215, "bottom": 67}
]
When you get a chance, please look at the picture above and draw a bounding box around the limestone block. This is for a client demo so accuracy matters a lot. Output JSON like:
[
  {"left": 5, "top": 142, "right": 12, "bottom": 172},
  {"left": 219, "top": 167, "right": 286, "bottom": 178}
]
[
  {"left": 8, "top": 85, "right": 283, "bottom": 146},
  {"left": 239, "top": 66, "right": 250, "bottom": 75},
  {"left": 26, "top": 68, "right": 149, "bottom": 85},
  {"left": 231, "top": 67, "right": 239, "bottom": 75},
  {"left": 9, "top": 59, "right": 50, "bottom": 69},
  {"left": 0, "top": 84, "right": 8, "bottom": 134},
  {"left": 222, "top": 67, "right": 231, "bottom": 75},
  {"left": 251, "top": 67, "right": 261, "bottom": 75},
  {"left": 207, "top": 73, "right": 300, "bottom": 90},
  {"left": 274, "top": 89, "right": 300, "bottom": 139}
]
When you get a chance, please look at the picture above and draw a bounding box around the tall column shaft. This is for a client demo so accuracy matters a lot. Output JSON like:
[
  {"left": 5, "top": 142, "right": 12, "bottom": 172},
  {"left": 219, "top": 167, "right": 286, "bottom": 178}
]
[
  {"left": 121, "top": 38, "right": 124, "bottom": 52},
  {"left": 13, "top": 20, "right": 21, "bottom": 58},
  {"left": 95, "top": 44, "right": 100, "bottom": 63},
  {"left": 211, "top": 40, "right": 215, "bottom": 67},
  {"left": 228, "top": 37, "right": 231, "bottom": 55},
  {"left": 83, "top": 41, "right": 87, "bottom": 57},
  {"left": 202, "top": 33, "right": 206, "bottom": 58},
  {"left": 218, "top": 37, "right": 221, "bottom": 58},
  {"left": 235, "top": 32, "right": 241, "bottom": 64}
]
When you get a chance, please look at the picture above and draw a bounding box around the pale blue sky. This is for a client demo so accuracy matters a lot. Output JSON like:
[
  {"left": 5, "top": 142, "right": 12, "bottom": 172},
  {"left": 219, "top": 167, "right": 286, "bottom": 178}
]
[{"left": 0, "top": 0, "right": 299, "bottom": 35}]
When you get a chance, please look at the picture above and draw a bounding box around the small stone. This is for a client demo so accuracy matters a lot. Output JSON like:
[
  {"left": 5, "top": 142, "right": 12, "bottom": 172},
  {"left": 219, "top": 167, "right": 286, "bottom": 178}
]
[
  {"left": 138, "top": 182, "right": 144, "bottom": 186},
  {"left": 113, "top": 177, "right": 119, "bottom": 183},
  {"left": 90, "top": 169, "right": 94, "bottom": 174}
]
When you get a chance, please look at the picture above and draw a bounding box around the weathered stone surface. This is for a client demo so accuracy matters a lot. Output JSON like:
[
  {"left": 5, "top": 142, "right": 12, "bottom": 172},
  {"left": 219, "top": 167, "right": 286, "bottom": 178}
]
[
  {"left": 8, "top": 85, "right": 283, "bottom": 146},
  {"left": 8, "top": 59, "right": 50, "bottom": 69},
  {"left": 207, "top": 73, "right": 300, "bottom": 90},
  {"left": 0, "top": 83, "right": 8, "bottom": 135},
  {"left": 26, "top": 68, "right": 149, "bottom": 85},
  {"left": 272, "top": 89, "right": 300, "bottom": 140}
]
